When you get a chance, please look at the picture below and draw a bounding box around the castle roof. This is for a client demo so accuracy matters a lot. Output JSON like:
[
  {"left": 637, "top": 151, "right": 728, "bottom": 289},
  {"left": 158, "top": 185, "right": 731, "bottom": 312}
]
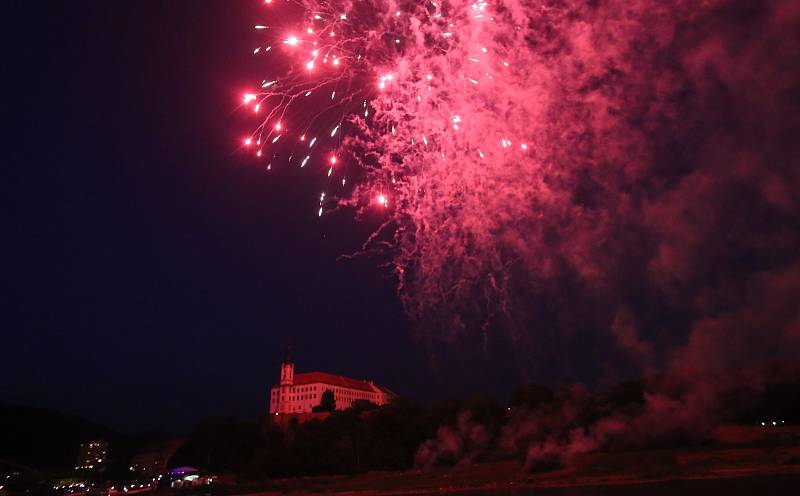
[{"left": 276, "top": 371, "right": 388, "bottom": 394}]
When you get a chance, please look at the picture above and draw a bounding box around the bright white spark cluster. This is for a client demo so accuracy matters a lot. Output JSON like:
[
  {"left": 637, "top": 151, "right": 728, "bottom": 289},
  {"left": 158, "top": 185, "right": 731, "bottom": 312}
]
[
  {"left": 237, "top": 0, "right": 557, "bottom": 330},
  {"left": 241, "top": 0, "right": 529, "bottom": 211}
]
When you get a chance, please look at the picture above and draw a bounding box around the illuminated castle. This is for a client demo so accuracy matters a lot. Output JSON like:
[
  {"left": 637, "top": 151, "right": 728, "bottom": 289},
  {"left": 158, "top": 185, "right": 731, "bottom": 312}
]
[{"left": 269, "top": 345, "right": 394, "bottom": 416}]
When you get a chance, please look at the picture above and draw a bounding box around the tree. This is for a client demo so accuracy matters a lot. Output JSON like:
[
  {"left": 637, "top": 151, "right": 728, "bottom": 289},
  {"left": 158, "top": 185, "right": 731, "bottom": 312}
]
[
  {"left": 313, "top": 390, "right": 336, "bottom": 412},
  {"left": 351, "top": 400, "right": 378, "bottom": 413},
  {"left": 169, "top": 416, "right": 263, "bottom": 473}
]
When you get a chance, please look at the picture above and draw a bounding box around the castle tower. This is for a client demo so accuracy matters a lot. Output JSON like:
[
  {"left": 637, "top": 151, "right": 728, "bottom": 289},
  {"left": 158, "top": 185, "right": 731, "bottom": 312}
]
[
  {"left": 280, "top": 342, "right": 294, "bottom": 385},
  {"left": 277, "top": 342, "right": 294, "bottom": 414}
]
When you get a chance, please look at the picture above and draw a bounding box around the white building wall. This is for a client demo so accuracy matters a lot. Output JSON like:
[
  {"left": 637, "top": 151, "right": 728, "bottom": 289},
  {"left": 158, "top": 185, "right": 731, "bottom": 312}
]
[{"left": 269, "top": 382, "right": 389, "bottom": 415}]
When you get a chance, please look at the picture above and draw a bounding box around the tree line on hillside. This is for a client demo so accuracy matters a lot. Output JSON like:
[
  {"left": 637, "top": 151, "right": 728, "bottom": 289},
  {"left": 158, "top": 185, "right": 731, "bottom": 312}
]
[
  {"left": 169, "top": 373, "right": 800, "bottom": 480},
  {"left": 3, "top": 372, "right": 797, "bottom": 480}
]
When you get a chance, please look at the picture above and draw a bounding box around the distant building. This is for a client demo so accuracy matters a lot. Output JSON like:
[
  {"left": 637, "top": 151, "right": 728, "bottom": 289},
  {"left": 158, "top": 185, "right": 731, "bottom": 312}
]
[
  {"left": 167, "top": 467, "right": 217, "bottom": 489},
  {"left": 268, "top": 345, "right": 395, "bottom": 416},
  {"left": 75, "top": 441, "right": 108, "bottom": 471}
]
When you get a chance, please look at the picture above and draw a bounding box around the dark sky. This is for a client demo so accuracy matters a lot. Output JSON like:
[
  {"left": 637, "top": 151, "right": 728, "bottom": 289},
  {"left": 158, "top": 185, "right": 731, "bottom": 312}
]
[
  {"left": 3, "top": 0, "right": 448, "bottom": 433},
  {"left": 5, "top": 0, "right": 800, "bottom": 434}
]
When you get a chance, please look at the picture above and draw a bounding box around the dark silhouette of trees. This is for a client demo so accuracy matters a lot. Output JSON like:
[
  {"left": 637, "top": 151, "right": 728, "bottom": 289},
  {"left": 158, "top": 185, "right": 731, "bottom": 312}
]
[
  {"left": 312, "top": 390, "right": 336, "bottom": 412},
  {"left": 351, "top": 399, "right": 379, "bottom": 412},
  {"left": 10, "top": 374, "right": 793, "bottom": 483},
  {"left": 170, "top": 416, "right": 261, "bottom": 473}
]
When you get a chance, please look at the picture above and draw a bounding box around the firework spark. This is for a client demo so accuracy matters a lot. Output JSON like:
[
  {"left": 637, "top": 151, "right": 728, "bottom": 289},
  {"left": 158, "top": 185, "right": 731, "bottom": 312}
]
[
  {"left": 240, "top": 1, "right": 540, "bottom": 325},
  {"left": 239, "top": 0, "right": 800, "bottom": 348}
]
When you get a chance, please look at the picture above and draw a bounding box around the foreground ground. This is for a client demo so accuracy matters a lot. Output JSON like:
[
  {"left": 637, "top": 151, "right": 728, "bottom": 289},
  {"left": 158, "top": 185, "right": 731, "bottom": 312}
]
[{"left": 225, "top": 445, "right": 800, "bottom": 495}]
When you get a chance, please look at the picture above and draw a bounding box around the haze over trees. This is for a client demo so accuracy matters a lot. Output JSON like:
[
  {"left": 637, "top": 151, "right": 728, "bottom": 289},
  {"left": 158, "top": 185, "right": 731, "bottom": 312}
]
[
  {"left": 171, "top": 372, "right": 800, "bottom": 480},
  {"left": 3, "top": 370, "right": 799, "bottom": 481}
]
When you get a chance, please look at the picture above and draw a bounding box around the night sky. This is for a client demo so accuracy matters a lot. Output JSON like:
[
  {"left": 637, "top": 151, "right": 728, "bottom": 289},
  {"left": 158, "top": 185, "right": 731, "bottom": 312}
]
[
  {"left": 5, "top": 1, "right": 800, "bottom": 434},
  {"left": 3, "top": 1, "right": 432, "bottom": 433}
]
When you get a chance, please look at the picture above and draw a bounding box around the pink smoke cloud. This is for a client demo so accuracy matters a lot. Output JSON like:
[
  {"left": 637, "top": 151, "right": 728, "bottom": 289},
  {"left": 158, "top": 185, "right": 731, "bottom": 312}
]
[{"left": 336, "top": 0, "right": 800, "bottom": 384}]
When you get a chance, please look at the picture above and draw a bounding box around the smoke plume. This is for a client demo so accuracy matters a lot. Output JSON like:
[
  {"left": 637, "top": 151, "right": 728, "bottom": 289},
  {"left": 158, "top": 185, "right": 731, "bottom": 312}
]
[{"left": 339, "top": 0, "right": 800, "bottom": 381}]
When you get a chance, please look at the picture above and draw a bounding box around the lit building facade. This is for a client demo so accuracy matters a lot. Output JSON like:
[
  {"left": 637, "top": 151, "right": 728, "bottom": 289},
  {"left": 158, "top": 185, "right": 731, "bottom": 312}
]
[{"left": 268, "top": 347, "right": 394, "bottom": 415}]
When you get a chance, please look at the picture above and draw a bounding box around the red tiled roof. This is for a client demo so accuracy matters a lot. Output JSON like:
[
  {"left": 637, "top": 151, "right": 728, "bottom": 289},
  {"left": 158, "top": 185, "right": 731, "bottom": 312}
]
[{"left": 279, "top": 371, "right": 384, "bottom": 393}]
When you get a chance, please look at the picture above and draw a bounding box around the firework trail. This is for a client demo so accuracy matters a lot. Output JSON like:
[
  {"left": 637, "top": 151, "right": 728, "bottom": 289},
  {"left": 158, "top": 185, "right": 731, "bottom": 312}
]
[
  {"left": 241, "top": 0, "right": 800, "bottom": 367},
  {"left": 242, "top": 0, "right": 543, "bottom": 329}
]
